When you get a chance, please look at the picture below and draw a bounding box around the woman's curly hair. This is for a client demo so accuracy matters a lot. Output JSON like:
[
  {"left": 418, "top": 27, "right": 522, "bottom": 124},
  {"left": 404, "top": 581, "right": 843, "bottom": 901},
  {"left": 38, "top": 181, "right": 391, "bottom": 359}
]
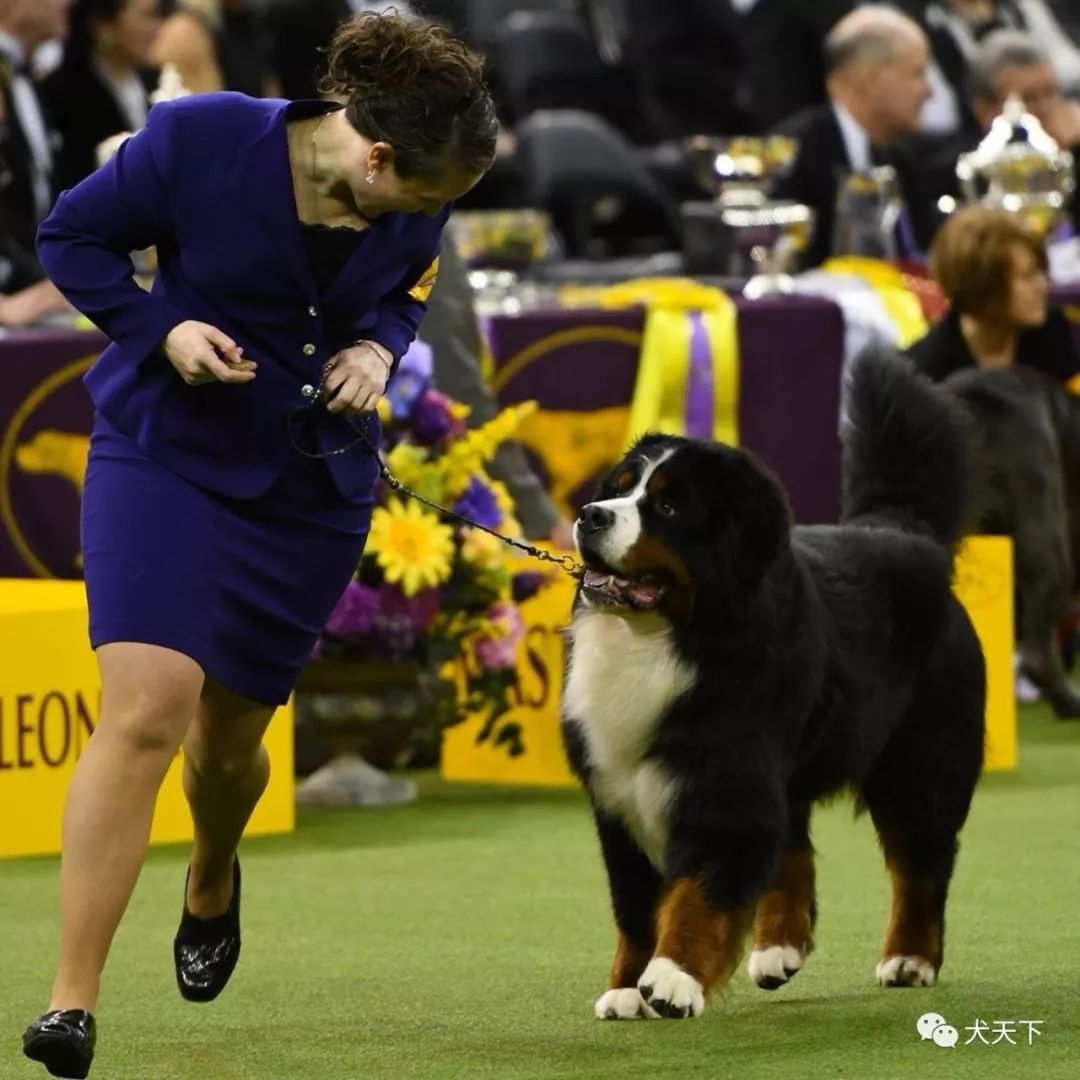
[{"left": 320, "top": 12, "right": 498, "bottom": 180}]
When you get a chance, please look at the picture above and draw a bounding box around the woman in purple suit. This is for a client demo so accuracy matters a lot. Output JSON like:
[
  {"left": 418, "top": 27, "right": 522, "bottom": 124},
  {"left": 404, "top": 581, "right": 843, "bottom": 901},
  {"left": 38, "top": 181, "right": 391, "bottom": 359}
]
[{"left": 22, "top": 13, "right": 495, "bottom": 1078}]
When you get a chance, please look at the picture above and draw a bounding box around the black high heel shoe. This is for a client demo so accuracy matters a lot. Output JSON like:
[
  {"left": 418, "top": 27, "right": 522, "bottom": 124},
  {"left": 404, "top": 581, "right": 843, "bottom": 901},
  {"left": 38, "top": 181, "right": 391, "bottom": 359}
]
[
  {"left": 173, "top": 858, "right": 241, "bottom": 1002},
  {"left": 22, "top": 1010, "right": 96, "bottom": 1078}
]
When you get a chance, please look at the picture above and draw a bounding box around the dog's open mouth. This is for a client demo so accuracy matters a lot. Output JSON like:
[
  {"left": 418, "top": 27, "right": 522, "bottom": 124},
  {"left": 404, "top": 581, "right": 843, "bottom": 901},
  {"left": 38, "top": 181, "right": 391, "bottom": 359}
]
[{"left": 581, "top": 565, "right": 669, "bottom": 611}]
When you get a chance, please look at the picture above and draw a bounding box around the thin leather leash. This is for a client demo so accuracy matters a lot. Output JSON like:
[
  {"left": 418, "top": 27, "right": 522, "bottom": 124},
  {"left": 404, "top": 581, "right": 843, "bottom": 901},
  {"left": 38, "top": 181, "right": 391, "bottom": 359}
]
[{"left": 285, "top": 362, "right": 585, "bottom": 579}]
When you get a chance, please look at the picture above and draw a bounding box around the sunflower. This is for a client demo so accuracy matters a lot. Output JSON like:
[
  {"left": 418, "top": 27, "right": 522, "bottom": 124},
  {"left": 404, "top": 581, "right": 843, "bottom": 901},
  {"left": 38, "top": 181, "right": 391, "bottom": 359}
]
[{"left": 366, "top": 499, "right": 455, "bottom": 596}]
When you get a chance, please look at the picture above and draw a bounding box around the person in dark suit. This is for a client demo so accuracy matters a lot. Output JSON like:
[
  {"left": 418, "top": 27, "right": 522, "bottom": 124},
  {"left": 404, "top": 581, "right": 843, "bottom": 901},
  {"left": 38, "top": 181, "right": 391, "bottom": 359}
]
[
  {"left": 738, "top": 0, "right": 856, "bottom": 131},
  {"left": 772, "top": 4, "right": 935, "bottom": 268},
  {"left": 21, "top": 14, "right": 496, "bottom": 1079},
  {"left": 920, "top": 1, "right": 1026, "bottom": 129},
  {"left": 42, "top": 0, "right": 163, "bottom": 192},
  {"left": 583, "top": 0, "right": 750, "bottom": 140},
  {"left": 0, "top": 0, "right": 70, "bottom": 250},
  {"left": 0, "top": 150, "right": 72, "bottom": 322},
  {"left": 264, "top": 0, "right": 348, "bottom": 100}
]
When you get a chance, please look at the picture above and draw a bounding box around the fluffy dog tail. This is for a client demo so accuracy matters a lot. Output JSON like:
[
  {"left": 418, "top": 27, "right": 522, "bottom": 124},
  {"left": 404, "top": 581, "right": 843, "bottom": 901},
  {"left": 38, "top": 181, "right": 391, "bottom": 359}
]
[{"left": 841, "top": 346, "right": 970, "bottom": 549}]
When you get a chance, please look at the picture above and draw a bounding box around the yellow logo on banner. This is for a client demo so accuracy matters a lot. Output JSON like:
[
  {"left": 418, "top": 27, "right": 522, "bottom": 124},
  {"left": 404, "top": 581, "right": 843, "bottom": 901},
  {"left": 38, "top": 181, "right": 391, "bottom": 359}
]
[
  {"left": 442, "top": 572, "right": 577, "bottom": 787},
  {"left": 0, "top": 580, "right": 294, "bottom": 859},
  {"left": 0, "top": 354, "right": 96, "bottom": 578}
]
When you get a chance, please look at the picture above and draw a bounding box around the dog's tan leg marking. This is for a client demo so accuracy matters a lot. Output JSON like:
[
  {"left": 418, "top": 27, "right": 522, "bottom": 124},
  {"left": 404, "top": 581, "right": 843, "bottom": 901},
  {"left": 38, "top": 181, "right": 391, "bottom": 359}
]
[
  {"left": 636, "top": 877, "right": 753, "bottom": 1018},
  {"left": 875, "top": 829, "right": 942, "bottom": 987},
  {"left": 749, "top": 848, "right": 815, "bottom": 988}
]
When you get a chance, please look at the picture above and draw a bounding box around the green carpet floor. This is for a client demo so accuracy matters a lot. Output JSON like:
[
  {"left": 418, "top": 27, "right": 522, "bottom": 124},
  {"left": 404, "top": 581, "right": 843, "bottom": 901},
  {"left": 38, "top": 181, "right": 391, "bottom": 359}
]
[{"left": 3, "top": 704, "right": 1078, "bottom": 1080}]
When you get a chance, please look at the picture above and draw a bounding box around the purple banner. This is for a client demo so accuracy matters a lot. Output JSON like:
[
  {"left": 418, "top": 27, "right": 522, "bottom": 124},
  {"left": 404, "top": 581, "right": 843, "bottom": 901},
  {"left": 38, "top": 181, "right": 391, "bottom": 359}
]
[
  {"left": 4, "top": 286, "right": 1080, "bottom": 579},
  {"left": 0, "top": 328, "right": 105, "bottom": 579},
  {"left": 488, "top": 295, "right": 847, "bottom": 524}
]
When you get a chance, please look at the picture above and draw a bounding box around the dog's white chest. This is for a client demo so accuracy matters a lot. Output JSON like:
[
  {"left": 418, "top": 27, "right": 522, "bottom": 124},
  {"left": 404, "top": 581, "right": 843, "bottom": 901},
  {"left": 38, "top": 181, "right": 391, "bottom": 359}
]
[{"left": 565, "top": 613, "right": 695, "bottom": 867}]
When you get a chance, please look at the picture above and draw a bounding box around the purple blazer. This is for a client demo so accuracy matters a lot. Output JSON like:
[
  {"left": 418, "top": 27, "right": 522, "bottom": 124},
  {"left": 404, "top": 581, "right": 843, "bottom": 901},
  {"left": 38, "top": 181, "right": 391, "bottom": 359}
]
[{"left": 37, "top": 93, "right": 448, "bottom": 501}]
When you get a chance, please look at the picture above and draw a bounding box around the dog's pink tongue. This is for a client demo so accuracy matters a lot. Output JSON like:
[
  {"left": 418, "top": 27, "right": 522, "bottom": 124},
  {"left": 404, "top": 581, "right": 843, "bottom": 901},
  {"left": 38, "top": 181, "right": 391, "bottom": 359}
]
[
  {"left": 628, "top": 580, "right": 663, "bottom": 607},
  {"left": 584, "top": 569, "right": 635, "bottom": 600}
]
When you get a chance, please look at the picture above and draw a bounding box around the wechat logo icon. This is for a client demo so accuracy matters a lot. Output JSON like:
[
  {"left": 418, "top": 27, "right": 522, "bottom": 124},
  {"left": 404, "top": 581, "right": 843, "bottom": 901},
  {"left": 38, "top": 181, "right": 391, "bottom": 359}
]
[{"left": 918, "top": 1012, "right": 959, "bottom": 1048}]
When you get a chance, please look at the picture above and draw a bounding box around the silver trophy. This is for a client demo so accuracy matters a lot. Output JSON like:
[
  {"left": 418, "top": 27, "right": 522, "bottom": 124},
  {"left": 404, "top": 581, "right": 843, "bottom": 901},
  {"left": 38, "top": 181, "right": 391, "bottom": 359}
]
[
  {"left": 682, "top": 135, "right": 813, "bottom": 297},
  {"left": 956, "top": 94, "right": 1076, "bottom": 234}
]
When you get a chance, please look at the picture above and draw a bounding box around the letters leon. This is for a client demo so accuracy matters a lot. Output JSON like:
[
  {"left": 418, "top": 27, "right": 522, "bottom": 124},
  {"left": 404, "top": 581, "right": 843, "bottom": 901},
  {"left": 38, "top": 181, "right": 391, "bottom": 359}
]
[{"left": 0, "top": 690, "right": 96, "bottom": 770}]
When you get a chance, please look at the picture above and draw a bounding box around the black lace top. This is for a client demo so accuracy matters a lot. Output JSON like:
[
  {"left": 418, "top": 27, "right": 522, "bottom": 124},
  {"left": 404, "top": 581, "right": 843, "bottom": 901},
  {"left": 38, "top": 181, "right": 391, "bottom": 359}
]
[{"left": 300, "top": 223, "right": 368, "bottom": 295}]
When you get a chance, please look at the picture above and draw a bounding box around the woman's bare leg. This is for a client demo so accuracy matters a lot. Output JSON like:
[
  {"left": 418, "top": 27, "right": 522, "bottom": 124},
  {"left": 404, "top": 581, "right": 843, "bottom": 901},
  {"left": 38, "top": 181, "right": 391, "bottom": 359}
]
[
  {"left": 48, "top": 643, "right": 204, "bottom": 1012},
  {"left": 181, "top": 677, "right": 275, "bottom": 916}
]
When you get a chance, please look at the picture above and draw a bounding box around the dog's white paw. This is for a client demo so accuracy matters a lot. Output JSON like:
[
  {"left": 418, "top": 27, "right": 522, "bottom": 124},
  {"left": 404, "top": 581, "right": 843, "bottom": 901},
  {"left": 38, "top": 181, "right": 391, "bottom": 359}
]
[
  {"left": 876, "top": 955, "right": 937, "bottom": 987},
  {"left": 594, "top": 987, "right": 660, "bottom": 1020},
  {"left": 748, "top": 944, "right": 804, "bottom": 990},
  {"left": 637, "top": 957, "right": 705, "bottom": 1019}
]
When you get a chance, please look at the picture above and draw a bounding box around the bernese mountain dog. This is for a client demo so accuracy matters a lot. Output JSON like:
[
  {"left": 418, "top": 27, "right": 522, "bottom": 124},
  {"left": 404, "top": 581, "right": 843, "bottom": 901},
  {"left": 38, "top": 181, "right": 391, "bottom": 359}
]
[{"left": 561, "top": 348, "right": 986, "bottom": 1021}]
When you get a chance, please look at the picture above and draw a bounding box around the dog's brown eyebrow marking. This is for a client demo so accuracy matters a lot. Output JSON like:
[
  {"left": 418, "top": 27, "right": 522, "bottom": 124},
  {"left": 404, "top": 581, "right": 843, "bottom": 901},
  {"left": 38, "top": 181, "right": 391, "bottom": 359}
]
[
  {"left": 614, "top": 467, "right": 636, "bottom": 492},
  {"left": 646, "top": 469, "right": 669, "bottom": 496}
]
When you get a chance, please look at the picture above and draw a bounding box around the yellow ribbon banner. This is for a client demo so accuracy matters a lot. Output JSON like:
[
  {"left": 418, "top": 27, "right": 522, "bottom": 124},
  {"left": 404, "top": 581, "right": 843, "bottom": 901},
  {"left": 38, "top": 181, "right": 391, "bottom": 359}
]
[{"left": 821, "top": 256, "right": 929, "bottom": 349}]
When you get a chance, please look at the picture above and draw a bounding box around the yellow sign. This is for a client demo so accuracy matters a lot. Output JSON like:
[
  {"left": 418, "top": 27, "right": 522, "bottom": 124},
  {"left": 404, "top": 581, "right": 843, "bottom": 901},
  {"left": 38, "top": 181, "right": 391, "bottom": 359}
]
[
  {"left": 441, "top": 536, "right": 1017, "bottom": 786},
  {"left": 0, "top": 580, "right": 294, "bottom": 859},
  {"left": 953, "top": 536, "right": 1016, "bottom": 772},
  {"left": 442, "top": 573, "right": 577, "bottom": 787}
]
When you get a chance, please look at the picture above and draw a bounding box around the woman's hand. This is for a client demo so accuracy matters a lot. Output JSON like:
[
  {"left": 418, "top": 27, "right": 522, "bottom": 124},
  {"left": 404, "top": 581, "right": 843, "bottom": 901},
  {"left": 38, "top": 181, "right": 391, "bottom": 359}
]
[
  {"left": 323, "top": 342, "right": 392, "bottom": 414},
  {"left": 164, "top": 320, "right": 257, "bottom": 385}
]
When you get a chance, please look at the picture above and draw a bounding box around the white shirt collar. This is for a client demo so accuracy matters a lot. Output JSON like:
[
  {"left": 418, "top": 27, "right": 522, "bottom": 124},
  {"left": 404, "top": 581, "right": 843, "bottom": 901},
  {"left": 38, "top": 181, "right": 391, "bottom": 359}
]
[{"left": 831, "top": 100, "right": 874, "bottom": 174}]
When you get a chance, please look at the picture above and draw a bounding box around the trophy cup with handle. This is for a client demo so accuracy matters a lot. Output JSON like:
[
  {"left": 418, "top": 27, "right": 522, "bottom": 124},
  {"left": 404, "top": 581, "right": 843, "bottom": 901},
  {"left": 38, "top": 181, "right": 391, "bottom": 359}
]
[
  {"left": 682, "top": 135, "right": 813, "bottom": 297},
  {"left": 956, "top": 94, "right": 1075, "bottom": 235}
]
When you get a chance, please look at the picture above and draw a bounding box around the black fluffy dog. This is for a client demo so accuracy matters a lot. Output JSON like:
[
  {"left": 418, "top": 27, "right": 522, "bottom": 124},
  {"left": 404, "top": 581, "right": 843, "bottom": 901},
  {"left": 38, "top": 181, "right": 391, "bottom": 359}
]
[
  {"left": 562, "top": 349, "right": 986, "bottom": 1021},
  {"left": 946, "top": 365, "right": 1080, "bottom": 717}
]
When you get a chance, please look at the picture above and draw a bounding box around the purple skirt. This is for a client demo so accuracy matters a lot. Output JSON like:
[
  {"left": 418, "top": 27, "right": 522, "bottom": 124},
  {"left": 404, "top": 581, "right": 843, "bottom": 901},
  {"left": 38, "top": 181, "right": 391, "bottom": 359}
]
[{"left": 81, "top": 415, "right": 375, "bottom": 705}]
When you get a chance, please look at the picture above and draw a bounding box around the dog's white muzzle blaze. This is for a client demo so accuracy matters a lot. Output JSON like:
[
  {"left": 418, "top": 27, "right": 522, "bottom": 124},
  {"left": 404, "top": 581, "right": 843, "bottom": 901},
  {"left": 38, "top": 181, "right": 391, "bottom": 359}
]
[{"left": 575, "top": 450, "right": 674, "bottom": 569}]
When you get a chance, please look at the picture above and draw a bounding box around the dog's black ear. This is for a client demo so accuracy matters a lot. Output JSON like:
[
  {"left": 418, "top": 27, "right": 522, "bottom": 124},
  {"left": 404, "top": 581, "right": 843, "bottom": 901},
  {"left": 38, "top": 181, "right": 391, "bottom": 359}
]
[{"left": 726, "top": 453, "right": 792, "bottom": 588}]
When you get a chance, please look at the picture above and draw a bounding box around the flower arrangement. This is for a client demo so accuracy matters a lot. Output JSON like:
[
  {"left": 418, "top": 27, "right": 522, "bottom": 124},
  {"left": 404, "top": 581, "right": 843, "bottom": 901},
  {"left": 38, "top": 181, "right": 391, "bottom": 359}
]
[{"left": 312, "top": 341, "right": 553, "bottom": 754}]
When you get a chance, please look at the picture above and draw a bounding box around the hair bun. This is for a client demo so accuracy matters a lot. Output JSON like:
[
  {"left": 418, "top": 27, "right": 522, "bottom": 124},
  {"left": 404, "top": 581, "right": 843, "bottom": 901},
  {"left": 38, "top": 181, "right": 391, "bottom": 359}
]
[
  {"left": 320, "top": 11, "right": 497, "bottom": 181},
  {"left": 322, "top": 12, "right": 485, "bottom": 102}
]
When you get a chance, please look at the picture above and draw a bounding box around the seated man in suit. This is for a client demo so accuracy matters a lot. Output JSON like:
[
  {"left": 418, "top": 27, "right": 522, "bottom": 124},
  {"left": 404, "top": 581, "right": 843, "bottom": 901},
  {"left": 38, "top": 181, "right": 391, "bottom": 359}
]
[
  {"left": 0, "top": 67, "right": 71, "bottom": 325},
  {"left": 772, "top": 4, "right": 934, "bottom": 267},
  {"left": 0, "top": 0, "right": 69, "bottom": 251},
  {"left": 920, "top": 30, "right": 1080, "bottom": 232}
]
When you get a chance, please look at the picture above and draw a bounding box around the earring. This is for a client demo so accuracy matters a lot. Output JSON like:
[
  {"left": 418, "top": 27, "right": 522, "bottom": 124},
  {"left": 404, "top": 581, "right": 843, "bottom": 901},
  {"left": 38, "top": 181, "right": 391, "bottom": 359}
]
[{"left": 365, "top": 170, "right": 376, "bottom": 185}]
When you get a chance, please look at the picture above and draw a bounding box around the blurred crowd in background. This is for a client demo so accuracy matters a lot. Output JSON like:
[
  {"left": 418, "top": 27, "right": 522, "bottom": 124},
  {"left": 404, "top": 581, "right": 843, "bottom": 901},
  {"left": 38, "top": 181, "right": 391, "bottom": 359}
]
[{"left": 4, "top": 0, "right": 1080, "bottom": 319}]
